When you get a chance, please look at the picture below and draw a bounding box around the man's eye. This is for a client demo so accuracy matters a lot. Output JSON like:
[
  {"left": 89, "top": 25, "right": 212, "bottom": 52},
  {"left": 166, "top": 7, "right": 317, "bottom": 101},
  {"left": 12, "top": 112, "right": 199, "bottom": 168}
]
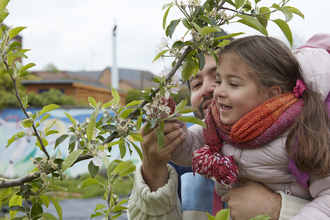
[{"left": 192, "top": 83, "right": 201, "bottom": 89}]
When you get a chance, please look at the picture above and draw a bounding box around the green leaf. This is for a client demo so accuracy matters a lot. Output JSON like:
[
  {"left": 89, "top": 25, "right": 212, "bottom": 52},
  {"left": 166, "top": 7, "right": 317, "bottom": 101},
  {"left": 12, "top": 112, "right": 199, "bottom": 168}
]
[
  {"left": 129, "top": 140, "right": 143, "bottom": 161},
  {"left": 153, "top": 49, "right": 168, "bottom": 62},
  {"left": 91, "top": 212, "right": 103, "bottom": 219},
  {"left": 107, "top": 159, "right": 123, "bottom": 177},
  {"left": 111, "top": 87, "right": 121, "bottom": 105},
  {"left": 191, "top": 22, "right": 202, "bottom": 34},
  {"left": 172, "top": 40, "right": 185, "bottom": 49},
  {"left": 62, "top": 149, "right": 84, "bottom": 172},
  {"left": 64, "top": 112, "right": 76, "bottom": 126},
  {"left": 119, "top": 140, "right": 126, "bottom": 158},
  {"left": 44, "top": 118, "right": 58, "bottom": 135},
  {"left": 54, "top": 134, "right": 69, "bottom": 149},
  {"left": 214, "top": 208, "right": 230, "bottom": 220},
  {"left": 39, "top": 113, "right": 50, "bottom": 123},
  {"left": 175, "top": 98, "right": 187, "bottom": 111},
  {"left": 155, "top": 129, "right": 165, "bottom": 150},
  {"left": 284, "top": 6, "right": 304, "bottom": 19},
  {"left": 207, "top": 212, "right": 216, "bottom": 220},
  {"left": 88, "top": 96, "right": 98, "bottom": 109},
  {"left": 176, "top": 116, "right": 206, "bottom": 128},
  {"left": 166, "top": 19, "right": 180, "bottom": 38},
  {"left": 198, "top": 15, "right": 213, "bottom": 25},
  {"left": 21, "top": 95, "right": 29, "bottom": 109},
  {"left": 8, "top": 26, "right": 26, "bottom": 40},
  {"left": 257, "top": 7, "right": 271, "bottom": 28},
  {"left": 126, "top": 100, "right": 143, "bottom": 107},
  {"left": 178, "top": 109, "right": 194, "bottom": 114},
  {"left": 196, "top": 53, "right": 205, "bottom": 71},
  {"left": 35, "top": 138, "right": 48, "bottom": 150},
  {"left": 45, "top": 130, "right": 59, "bottom": 136},
  {"left": 69, "top": 135, "right": 78, "bottom": 145},
  {"left": 48, "top": 196, "right": 63, "bottom": 220},
  {"left": 271, "top": 3, "right": 293, "bottom": 22},
  {"left": 201, "top": 26, "right": 221, "bottom": 35},
  {"left": 86, "top": 112, "right": 97, "bottom": 141},
  {"left": 136, "top": 115, "right": 142, "bottom": 130},
  {"left": 0, "top": 0, "right": 10, "bottom": 15},
  {"left": 16, "top": 185, "right": 31, "bottom": 196},
  {"left": 205, "top": 47, "right": 218, "bottom": 66},
  {"left": 113, "top": 205, "right": 128, "bottom": 212},
  {"left": 0, "top": 8, "right": 8, "bottom": 23},
  {"left": 88, "top": 160, "right": 99, "bottom": 178},
  {"left": 163, "top": 4, "right": 173, "bottom": 29},
  {"left": 181, "top": 57, "right": 198, "bottom": 82},
  {"left": 237, "top": 14, "right": 263, "bottom": 33},
  {"left": 9, "top": 194, "right": 22, "bottom": 219},
  {"left": 39, "top": 104, "right": 60, "bottom": 116},
  {"left": 0, "top": 187, "right": 12, "bottom": 207},
  {"left": 19, "top": 63, "right": 35, "bottom": 73},
  {"left": 77, "top": 178, "right": 100, "bottom": 188},
  {"left": 272, "top": 19, "right": 293, "bottom": 46},
  {"left": 39, "top": 195, "right": 49, "bottom": 208},
  {"left": 182, "top": 18, "right": 193, "bottom": 29},
  {"left": 250, "top": 215, "right": 271, "bottom": 220},
  {"left": 31, "top": 203, "right": 43, "bottom": 217},
  {"left": 121, "top": 108, "right": 134, "bottom": 119},
  {"left": 129, "top": 133, "right": 144, "bottom": 142},
  {"left": 35, "top": 213, "right": 58, "bottom": 220},
  {"left": 217, "top": 40, "right": 231, "bottom": 47},
  {"left": 119, "top": 163, "right": 136, "bottom": 177},
  {"left": 162, "top": 2, "right": 173, "bottom": 10},
  {"left": 6, "top": 132, "right": 27, "bottom": 148},
  {"left": 102, "top": 124, "right": 117, "bottom": 132},
  {"left": 7, "top": 205, "right": 29, "bottom": 213},
  {"left": 114, "top": 160, "right": 133, "bottom": 175},
  {"left": 235, "top": 0, "right": 245, "bottom": 9}
]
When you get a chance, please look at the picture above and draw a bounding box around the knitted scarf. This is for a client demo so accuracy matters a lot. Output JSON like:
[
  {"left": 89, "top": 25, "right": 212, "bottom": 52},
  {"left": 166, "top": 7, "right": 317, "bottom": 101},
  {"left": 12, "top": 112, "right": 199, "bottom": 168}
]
[{"left": 192, "top": 93, "right": 304, "bottom": 186}]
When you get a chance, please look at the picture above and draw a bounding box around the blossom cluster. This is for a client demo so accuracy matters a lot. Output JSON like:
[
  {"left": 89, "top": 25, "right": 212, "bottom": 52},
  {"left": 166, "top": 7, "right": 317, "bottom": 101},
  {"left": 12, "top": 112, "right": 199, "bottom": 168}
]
[
  {"left": 210, "top": 9, "right": 231, "bottom": 20},
  {"left": 143, "top": 93, "right": 174, "bottom": 119},
  {"left": 30, "top": 156, "right": 59, "bottom": 171}
]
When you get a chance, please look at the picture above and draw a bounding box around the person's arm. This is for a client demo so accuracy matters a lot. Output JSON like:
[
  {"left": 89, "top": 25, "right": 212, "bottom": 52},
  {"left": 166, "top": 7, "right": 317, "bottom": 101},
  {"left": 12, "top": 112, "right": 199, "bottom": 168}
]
[
  {"left": 128, "top": 163, "right": 182, "bottom": 220},
  {"left": 221, "top": 180, "right": 309, "bottom": 220},
  {"left": 140, "top": 122, "right": 185, "bottom": 191},
  {"left": 128, "top": 122, "right": 185, "bottom": 220}
]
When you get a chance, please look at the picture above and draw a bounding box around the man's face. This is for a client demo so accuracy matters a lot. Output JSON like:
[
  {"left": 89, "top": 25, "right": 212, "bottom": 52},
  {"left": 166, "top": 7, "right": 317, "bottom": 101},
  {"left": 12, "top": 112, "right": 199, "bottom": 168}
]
[{"left": 189, "top": 56, "right": 217, "bottom": 119}]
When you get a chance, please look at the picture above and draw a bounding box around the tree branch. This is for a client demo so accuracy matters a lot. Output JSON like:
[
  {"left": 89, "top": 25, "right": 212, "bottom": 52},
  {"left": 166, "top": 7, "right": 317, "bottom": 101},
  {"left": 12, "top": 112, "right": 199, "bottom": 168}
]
[
  {"left": 103, "top": 47, "right": 193, "bottom": 145},
  {"left": 5, "top": 61, "right": 50, "bottom": 159},
  {"left": 0, "top": 155, "right": 93, "bottom": 188}
]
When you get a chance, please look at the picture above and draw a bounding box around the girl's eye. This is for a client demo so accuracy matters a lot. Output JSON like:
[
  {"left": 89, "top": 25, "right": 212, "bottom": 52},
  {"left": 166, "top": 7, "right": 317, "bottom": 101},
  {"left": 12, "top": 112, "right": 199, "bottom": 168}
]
[
  {"left": 230, "top": 83, "right": 238, "bottom": 87},
  {"left": 215, "top": 80, "right": 221, "bottom": 85}
]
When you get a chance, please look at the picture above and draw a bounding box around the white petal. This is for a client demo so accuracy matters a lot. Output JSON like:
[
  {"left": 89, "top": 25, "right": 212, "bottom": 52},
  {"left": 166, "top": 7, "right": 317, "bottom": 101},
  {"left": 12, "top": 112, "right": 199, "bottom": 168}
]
[{"left": 93, "top": 157, "right": 103, "bottom": 167}]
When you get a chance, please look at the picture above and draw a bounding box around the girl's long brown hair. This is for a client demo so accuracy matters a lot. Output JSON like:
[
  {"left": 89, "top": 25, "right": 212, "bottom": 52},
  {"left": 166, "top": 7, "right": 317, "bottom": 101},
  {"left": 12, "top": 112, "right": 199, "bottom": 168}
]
[{"left": 218, "top": 35, "right": 330, "bottom": 178}]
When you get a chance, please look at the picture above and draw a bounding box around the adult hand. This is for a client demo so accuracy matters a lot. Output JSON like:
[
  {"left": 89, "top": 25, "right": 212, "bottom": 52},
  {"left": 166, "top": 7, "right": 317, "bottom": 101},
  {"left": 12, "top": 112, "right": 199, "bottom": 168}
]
[
  {"left": 221, "top": 179, "right": 281, "bottom": 220},
  {"left": 140, "top": 122, "right": 185, "bottom": 191}
]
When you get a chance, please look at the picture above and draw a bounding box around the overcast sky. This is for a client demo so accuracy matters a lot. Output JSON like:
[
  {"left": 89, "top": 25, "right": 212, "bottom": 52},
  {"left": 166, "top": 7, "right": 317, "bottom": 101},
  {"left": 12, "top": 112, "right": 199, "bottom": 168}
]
[{"left": 6, "top": 0, "right": 330, "bottom": 75}]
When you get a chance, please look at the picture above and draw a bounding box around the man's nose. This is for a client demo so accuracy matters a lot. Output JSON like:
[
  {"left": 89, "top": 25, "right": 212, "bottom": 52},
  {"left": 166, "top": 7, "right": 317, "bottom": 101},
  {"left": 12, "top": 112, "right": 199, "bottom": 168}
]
[{"left": 201, "top": 80, "right": 216, "bottom": 97}]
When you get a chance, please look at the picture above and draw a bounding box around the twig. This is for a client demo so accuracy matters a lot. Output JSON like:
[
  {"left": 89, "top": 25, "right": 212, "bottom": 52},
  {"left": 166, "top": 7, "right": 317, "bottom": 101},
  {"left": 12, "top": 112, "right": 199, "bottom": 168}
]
[
  {"left": 0, "top": 155, "right": 92, "bottom": 188},
  {"left": 102, "top": 47, "right": 193, "bottom": 145},
  {"left": 5, "top": 61, "right": 50, "bottom": 159}
]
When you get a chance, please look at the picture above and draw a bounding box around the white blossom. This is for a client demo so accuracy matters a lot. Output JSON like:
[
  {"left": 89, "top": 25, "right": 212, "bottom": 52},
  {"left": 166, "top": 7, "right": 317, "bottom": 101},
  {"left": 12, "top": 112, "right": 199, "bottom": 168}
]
[
  {"left": 157, "top": 37, "right": 168, "bottom": 50},
  {"left": 92, "top": 150, "right": 110, "bottom": 167}
]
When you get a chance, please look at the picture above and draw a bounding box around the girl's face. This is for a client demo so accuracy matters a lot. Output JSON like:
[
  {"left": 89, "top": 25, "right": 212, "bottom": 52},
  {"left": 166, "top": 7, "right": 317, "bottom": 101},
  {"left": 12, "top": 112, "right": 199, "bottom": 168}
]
[{"left": 214, "top": 52, "right": 266, "bottom": 125}]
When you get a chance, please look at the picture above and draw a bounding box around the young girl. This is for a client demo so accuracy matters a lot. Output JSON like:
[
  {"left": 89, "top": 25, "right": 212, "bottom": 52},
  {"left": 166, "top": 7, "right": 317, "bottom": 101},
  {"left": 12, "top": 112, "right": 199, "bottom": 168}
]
[{"left": 170, "top": 35, "right": 330, "bottom": 219}]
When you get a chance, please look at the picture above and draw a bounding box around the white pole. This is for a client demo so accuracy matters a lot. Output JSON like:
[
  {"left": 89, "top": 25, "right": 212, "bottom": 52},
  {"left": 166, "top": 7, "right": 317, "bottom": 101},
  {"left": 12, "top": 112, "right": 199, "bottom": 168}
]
[{"left": 112, "top": 22, "right": 119, "bottom": 89}]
